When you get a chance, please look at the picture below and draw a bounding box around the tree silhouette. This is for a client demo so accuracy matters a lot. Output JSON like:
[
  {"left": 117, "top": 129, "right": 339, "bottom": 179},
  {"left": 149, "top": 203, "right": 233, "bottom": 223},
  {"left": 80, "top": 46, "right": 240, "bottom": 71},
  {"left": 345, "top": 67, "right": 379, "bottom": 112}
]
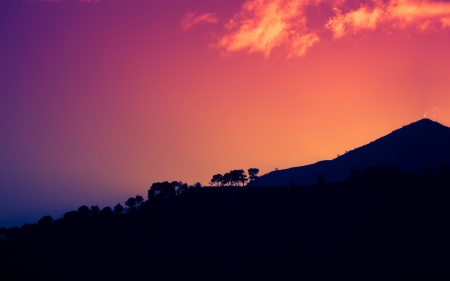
[
  {"left": 169, "top": 181, "right": 188, "bottom": 195},
  {"left": 230, "top": 170, "right": 248, "bottom": 186},
  {"left": 100, "top": 206, "right": 113, "bottom": 216},
  {"left": 125, "top": 197, "right": 137, "bottom": 209},
  {"left": 90, "top": 205, "right": 100, "bottom": 216},
  {"left": 248, "top": 168, "right": 259, "bottom": 183},
  {"left": 38, "top": 215, "right": 53, "bottom": 226},
  {"left": 221, "top": 173, "right": 232, "bottom": 186},
  {"left": 135, "top": 195, "right": 144, "bottom": 209},
  {"left": 78, "top": 205, "right": 90, "bottom": 217},
  {"left": 174, "top": 182, "right": 188, "bottom": 195},
  {"left": 114, "top": 203, "right": 124, "bottom": 214},
  {"left": 63, "top": 211, "right": 78, "bottom": 220},
  {"left": 209, "top": 174, "right": 223, "bottom": 186},
  {"left": 148, "top": 181, "right": 175, "bottom": 199}
]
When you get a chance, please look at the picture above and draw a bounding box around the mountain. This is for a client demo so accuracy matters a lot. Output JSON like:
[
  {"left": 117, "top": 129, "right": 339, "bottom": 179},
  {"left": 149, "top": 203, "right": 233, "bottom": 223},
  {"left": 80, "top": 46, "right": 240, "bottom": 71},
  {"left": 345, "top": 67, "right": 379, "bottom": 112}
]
[{"left": 252, "top": 118, "right": 450, "bottom": 187}]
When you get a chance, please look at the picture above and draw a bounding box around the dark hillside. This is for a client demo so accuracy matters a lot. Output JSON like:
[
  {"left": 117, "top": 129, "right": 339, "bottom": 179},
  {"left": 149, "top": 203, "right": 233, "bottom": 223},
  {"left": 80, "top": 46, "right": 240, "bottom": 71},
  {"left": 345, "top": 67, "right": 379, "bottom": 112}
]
[
  {"left": 253, "top": 119, "right": 450, "bottom": 186},
  {"left": 1, "top": 166, "right": 450, "bottom": 280}
]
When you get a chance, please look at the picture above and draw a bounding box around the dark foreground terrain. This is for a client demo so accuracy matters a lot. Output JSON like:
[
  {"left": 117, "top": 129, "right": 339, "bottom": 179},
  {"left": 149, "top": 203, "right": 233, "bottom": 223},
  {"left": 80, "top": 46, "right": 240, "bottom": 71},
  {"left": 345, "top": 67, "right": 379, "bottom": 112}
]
[{"left": 1, "top": 165, "right": 450, "bottom": 280}]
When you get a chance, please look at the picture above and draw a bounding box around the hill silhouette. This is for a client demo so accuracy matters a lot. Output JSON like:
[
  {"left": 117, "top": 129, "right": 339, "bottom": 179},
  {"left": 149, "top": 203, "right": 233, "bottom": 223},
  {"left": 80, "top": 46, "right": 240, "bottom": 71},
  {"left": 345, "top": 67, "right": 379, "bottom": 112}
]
[
  {"left": 2, "top": 119, "right": 450, "bottom": 280},
  {"left": 252, "top": 118, "right": 450, "bottom": 186},
  {"left": 2, "top": 168, "right": 450, "bottom": 280}
]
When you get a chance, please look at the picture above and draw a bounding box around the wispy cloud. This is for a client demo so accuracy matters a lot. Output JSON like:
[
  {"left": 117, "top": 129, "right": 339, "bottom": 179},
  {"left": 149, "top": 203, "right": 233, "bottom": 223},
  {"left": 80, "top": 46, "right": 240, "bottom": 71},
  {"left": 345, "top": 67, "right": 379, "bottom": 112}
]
[
  {"left": 326, "top": 0, "right": 450, "bottom": 38},
  {"left": 218, "top": 0, "right": 320, "bottom": 58},
  {"left": 208, "top": 0, "right": 450, "bottom": 58},
  {"left": 181, "top": 12, "right": 218, "bottom": 31},
  {"left": 424, "top": 106, "right": 440, "bottom": 119}
]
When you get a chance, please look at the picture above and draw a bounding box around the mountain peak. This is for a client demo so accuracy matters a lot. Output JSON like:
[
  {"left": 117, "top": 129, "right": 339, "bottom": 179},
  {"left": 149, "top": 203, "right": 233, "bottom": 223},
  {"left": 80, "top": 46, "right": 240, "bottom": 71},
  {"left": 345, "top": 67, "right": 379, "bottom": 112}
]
[
  {"left": 408, "top": 118, "right": 442, "bottom": 126},
  {"left": 388, "top": 118, "right": 448, "bottom": 138},
  {"left": 252, "top": 119, "right": 450, "bottom": 187}
]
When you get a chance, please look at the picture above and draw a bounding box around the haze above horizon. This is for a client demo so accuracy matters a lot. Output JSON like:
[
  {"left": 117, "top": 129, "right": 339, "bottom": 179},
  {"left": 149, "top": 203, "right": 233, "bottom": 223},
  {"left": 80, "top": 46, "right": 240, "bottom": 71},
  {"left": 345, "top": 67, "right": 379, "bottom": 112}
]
[{"left": 1, "top": 0, "right": 450, "bottom": 228}]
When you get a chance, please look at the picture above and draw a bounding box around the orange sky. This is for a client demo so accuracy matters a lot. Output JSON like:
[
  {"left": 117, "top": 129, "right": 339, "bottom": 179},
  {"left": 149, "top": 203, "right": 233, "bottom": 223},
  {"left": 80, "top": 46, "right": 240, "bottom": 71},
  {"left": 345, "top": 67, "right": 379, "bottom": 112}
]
[{"left": 1, "top": 0, "right": 450, "bottom": 226}]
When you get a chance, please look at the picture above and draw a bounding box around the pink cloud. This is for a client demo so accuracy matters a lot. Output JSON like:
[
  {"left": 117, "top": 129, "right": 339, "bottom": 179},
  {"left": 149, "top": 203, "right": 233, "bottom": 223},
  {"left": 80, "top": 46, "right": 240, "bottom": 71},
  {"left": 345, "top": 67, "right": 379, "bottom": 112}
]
[
  {"left": 218, "top": 0, "right": 320, "bottom": 58},
  {"left": 326, "top": 0, "right": 450, "bottom": 38},
  {"left": 181, "top": 12, "right": 218, "bottom": 31},
  {"left": 212, "top": 0, "right": 450, "bottom": 58}
]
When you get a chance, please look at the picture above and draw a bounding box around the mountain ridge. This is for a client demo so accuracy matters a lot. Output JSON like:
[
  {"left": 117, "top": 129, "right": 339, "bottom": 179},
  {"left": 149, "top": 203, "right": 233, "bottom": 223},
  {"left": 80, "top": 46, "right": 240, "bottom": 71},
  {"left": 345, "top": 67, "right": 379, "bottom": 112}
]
[{"left": 252, "top": 118, "right": 450, "bottom": 187}]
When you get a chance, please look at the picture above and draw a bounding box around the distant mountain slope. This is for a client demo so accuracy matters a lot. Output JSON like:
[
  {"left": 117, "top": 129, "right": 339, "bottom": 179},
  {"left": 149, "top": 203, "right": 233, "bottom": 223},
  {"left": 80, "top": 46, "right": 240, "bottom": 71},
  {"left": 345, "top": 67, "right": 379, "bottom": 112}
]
[{"left": 252, "top": 119, "right": 450, "bottom": 187}]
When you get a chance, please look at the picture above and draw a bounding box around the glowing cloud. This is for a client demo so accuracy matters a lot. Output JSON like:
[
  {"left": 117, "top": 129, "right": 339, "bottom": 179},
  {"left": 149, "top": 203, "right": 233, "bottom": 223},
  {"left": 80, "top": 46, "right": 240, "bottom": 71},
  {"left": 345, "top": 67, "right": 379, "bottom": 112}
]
[
  {"left": 327, "top": 0, "right": 450, "bottom": 38},
  {"left": 218, "top": 0, "right": 320, "bottom": 58},
  {"left": 181, "top": 12, "right": 218, "bottom": 31},
  {"left": 326, "top": 6, "right": 383, "bottom": 38},
  {"left": 210, "top": 0, "right": 450, "bottom": 58}
]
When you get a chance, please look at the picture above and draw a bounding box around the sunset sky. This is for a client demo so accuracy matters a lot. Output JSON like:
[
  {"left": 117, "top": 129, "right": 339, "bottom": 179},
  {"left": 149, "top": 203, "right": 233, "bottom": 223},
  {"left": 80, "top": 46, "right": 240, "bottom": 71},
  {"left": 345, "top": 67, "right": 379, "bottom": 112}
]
[{"left": 1, "top": 0, "right": 450, "bottom": 227}]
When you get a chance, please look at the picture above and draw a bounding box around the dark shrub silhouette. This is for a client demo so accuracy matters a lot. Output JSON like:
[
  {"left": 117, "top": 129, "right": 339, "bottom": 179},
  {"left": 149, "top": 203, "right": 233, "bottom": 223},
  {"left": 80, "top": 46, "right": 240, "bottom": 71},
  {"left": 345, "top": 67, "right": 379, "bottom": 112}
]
[
  {"left": 125, "top": 197, "right": 137, "bottom": 210},
  {"left": 148, "top": 181, "right": 176, "bottom": 198},
  {"left": 90, "top": 205, "right": 100, "bottom": 216},
  {"left": 77, "top": 205, "right": 90, "bottom": 217},
  {"left": 38, "top": 215, "right": 53, "bottom": 226},
  {"left": 174, "top": 181, "right": 188, "bottom": 194},
  {"left": 192, "top": 182, "right": 202, "bottom": 189},
  {"left": 63, "top": 210, "right": 78, "bottom": 220},
  {"left": 100, "top": 206, "right": 113, "bottom": 216},
  {"left": 113, "top": 203, "right": 124, "bottom": 214},
  {"left": 135, "top": 195, "right": 144, "bottom": 208}
]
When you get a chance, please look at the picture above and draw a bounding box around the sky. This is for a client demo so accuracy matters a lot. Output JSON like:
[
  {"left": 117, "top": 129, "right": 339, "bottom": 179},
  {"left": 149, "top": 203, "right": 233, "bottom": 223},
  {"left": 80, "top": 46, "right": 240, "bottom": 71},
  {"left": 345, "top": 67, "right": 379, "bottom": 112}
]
[{"left": 1, "top": 0, "right": 450, "bottom": 227}]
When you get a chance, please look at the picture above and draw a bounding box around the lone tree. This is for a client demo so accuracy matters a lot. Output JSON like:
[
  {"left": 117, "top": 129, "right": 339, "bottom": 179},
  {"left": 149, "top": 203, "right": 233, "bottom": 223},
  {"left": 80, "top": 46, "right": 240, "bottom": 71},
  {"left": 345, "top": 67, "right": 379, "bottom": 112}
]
[
  {"left": 209, "top": 174, "right": 223, "bottom": 186},
  {"left": 248, "top": 168, "right": 259, "bottom": 183}
]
